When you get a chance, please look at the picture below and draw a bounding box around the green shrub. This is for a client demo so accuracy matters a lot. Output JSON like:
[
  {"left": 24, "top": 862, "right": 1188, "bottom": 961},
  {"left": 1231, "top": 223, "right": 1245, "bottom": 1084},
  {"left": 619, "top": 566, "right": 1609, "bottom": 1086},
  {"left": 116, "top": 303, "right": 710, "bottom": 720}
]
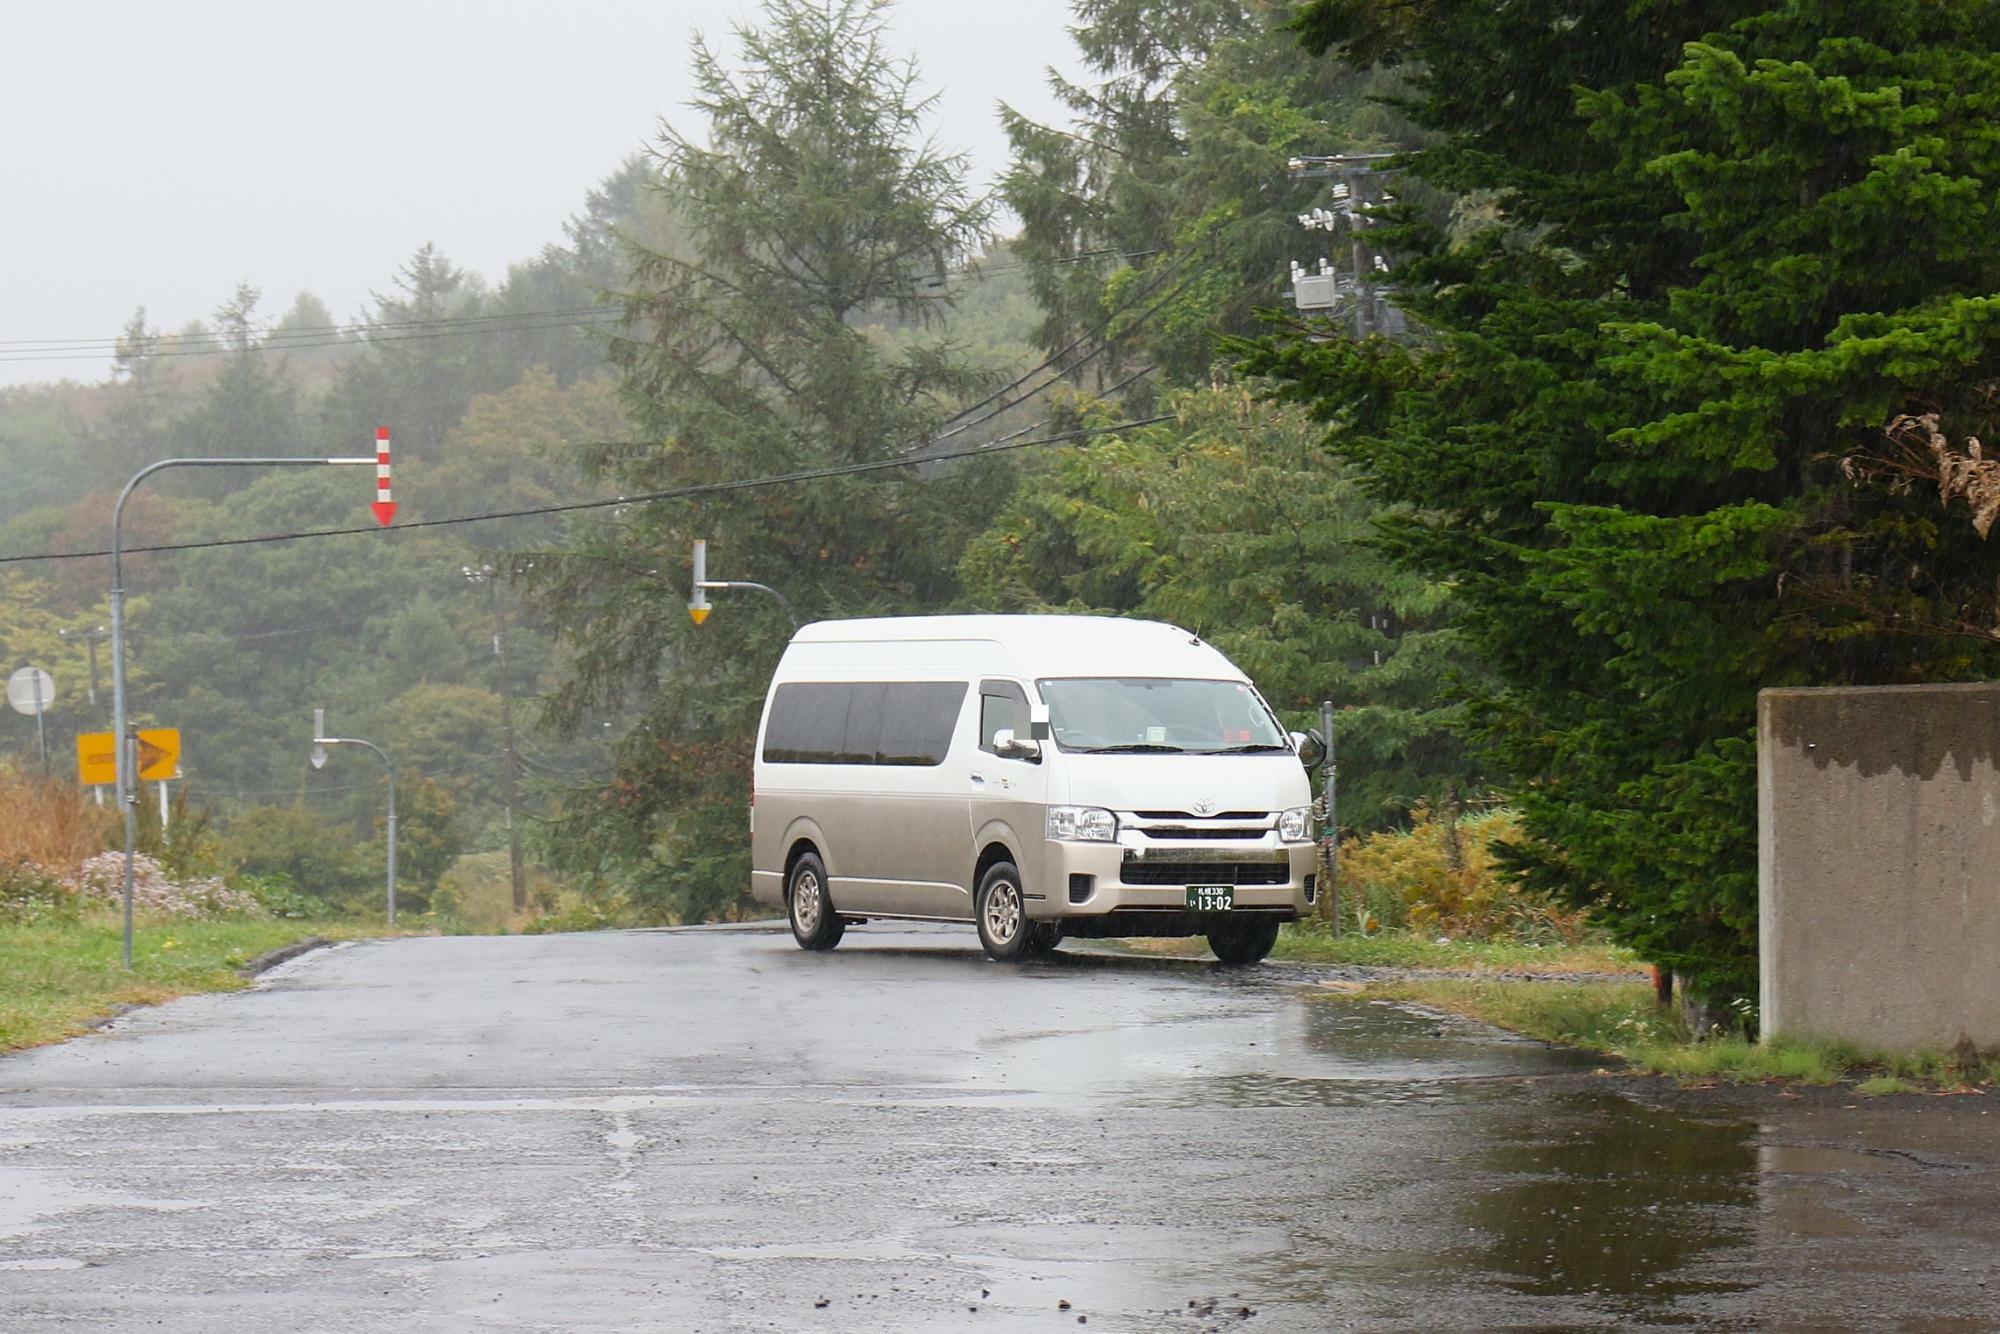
[
  {"left": 232, "top": 872, "right": 332, "bottom": 920},
  {"left": 222, "top": 806, "right": 374, "bottom": 906}
]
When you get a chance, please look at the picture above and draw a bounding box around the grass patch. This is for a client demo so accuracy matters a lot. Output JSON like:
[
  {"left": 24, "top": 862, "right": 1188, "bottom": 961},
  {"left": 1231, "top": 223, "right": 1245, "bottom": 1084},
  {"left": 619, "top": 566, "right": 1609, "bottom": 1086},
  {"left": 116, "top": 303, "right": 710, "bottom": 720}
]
[
  {"left": 1274, "top": 925, "right": 1639, "bottom": 975},
  {"left": 1120, "top": 927, "right": 1638, "bottom": 975},
  {"left": 1354, "top": 975, "right": 2000, "bottom": 1092},
  {"left": 0, "top": 914, "right": 390, "bottom": 1054}
]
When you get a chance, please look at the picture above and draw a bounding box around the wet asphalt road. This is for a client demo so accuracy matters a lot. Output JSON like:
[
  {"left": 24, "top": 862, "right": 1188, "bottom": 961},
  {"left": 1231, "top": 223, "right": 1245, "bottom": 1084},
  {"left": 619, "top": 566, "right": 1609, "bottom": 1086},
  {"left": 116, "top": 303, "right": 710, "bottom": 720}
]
[{"left": 3, "top": 925, "right": 2000, "bottom": 1332}]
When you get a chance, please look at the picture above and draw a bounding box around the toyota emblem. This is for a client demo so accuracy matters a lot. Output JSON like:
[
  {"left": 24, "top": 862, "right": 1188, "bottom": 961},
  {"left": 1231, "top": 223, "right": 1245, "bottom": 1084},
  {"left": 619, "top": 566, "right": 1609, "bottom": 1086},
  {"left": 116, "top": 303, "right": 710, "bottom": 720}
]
[{"left": 1192, "top": 797, "right": 1215, "bottom": 816}]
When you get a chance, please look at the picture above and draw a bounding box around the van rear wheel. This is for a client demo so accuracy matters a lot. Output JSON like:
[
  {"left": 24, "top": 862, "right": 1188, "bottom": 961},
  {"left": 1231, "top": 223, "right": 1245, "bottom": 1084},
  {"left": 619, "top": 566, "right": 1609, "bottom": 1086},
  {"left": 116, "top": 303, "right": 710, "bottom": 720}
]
[
  {"left": 788, "top": 852, "right": 844, "bottom": 951},
  {"left": 975, "top": 862, "right": 1034, "bottom": 961},
  {"left": 1207, "top": 916, "right": 1280, "bottom": 965}
]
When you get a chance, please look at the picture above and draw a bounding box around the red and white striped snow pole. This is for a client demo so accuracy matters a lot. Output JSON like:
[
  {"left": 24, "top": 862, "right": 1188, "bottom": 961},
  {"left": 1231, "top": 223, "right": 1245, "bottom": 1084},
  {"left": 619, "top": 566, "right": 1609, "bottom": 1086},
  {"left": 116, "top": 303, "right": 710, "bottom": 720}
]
[{"left": 371, "top": 427, "right": 397, "bottom": 526}]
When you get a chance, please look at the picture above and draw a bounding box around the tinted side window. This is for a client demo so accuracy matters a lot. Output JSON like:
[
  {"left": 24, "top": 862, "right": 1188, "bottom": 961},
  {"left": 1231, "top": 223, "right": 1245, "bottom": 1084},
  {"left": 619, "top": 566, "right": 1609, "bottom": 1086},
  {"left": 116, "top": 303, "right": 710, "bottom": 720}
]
[
  {"left": 979, "top": 680, "right": 1029, "bottom": 753},
  {"left": 840, "top": 682, "right": 887, "bottom": 765},
  {"left": 876, "top": 682, "right": 968, "bottom": 765},
  {"left": 762, "top": 683, "right": 851, "bottom": 764},
  {"left": 762, "top": 681, "right": 967, "bottom": 766}
]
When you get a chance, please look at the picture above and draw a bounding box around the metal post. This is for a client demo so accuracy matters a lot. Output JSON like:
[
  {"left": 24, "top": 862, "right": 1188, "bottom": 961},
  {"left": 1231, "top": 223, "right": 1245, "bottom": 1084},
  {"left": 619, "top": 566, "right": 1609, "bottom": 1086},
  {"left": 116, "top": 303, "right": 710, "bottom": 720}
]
[
  {"left": 489, "top": 572, "right": 527, "bottom": 912},
  {"left": 158, "top": 779, "right": 170, "bottom": 840},
  {"left": 33, "top": 672, "right": 47, "bottom": 774},
  {"left": 110, "top": 454, "right": 375, "bottom": 969},
  {"left": 311, "top": 724, "right": 398, "bottom": 924},
  {"left": 1321, "top": 699, "right": 1339, "bottom": 936},
  {"left": 385, "top": 768, "right": 398, "bottom": 925}
]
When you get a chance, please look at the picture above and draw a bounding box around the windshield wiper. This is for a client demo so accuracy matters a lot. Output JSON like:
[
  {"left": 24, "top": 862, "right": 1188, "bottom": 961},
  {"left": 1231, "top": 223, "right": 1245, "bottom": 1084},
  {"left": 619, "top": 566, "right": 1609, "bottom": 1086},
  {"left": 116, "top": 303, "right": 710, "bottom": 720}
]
[
  {"left": 1072, "top": 743, "right": 1188, "bottom": 754},
  {"left": 1205, "top": 743, "right": 1290, "bottom": 754}
]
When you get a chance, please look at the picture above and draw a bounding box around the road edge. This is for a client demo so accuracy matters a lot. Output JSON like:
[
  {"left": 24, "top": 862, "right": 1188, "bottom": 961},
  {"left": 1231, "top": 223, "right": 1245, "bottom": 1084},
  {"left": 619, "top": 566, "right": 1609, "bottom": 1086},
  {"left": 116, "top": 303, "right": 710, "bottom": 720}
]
[{"left": 239, "top": 935, "right": 334, "bottom": 977}]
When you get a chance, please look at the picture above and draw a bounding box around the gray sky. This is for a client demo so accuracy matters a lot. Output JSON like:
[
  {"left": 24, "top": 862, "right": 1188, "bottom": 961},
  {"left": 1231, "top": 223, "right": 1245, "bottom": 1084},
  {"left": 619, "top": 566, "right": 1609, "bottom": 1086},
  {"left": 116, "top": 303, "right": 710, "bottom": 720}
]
[{"left": 0, "top": 0, "right": 1084, "bottom": 388}]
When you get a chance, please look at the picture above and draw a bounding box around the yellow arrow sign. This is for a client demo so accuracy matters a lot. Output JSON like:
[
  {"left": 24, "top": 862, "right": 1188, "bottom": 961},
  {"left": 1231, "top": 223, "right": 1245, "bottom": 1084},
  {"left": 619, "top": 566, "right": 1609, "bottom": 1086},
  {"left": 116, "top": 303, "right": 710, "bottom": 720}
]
[
  {"left": 76, "top": 731, "right": 117, "bottom": 785},
  {"left": 137, "top": 728, "right": 181, "bottom": 780},
  {"left": 75, "top": 728, "right": 181, "bottom": 785}
]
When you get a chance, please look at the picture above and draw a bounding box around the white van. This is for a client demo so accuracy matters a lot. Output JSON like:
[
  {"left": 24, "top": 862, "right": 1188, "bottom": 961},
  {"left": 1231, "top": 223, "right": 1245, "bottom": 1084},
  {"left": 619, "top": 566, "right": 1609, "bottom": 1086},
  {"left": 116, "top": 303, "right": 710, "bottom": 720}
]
[{"left": 749, "top": 615, "right": 1320, "bottom": 963}]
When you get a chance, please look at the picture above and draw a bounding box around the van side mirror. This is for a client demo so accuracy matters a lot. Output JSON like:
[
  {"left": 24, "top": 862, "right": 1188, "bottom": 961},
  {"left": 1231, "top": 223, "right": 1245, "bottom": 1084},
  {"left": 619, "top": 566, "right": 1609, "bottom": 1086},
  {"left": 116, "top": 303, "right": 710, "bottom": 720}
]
[
  {"left": 1028, "top": 701, "right": 1052, "bottom": 741},
  {"left": 992, "top": 728, "right": 1041, "bottom": 762},
  {"left": 1291, "top": 729, "right": 1327, "bottom": 771}
]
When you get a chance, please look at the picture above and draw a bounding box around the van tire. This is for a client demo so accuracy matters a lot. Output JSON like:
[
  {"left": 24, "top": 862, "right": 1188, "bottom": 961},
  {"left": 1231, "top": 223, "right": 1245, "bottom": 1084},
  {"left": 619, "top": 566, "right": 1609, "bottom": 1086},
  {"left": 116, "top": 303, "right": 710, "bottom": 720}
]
[
  {"left": 788, "top": 852, "right": 844, "bottom": 951},
  {"left": 975, "top": 862, "right": 1032, "bottom": 961},
  {"left": 1207, "top": 917, "right": 1280, "bottom": 965},
  {"left": 1021, "top": 923, "right": 1063, "bottom": 958}
]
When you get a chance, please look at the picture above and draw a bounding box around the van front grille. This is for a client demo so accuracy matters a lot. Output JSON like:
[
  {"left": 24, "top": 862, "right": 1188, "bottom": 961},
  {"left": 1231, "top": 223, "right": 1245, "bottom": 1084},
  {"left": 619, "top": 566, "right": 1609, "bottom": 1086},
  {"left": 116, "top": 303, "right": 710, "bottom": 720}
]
[
  {"left": 1119, "top": 861, "right": 1289, "bottom": 887},
  {"left": 1134, "top": 810, "right": 1268, "bottom": 822},
  {"left": 1137, "top": 826, "right": 1268, "bottom": 841}
]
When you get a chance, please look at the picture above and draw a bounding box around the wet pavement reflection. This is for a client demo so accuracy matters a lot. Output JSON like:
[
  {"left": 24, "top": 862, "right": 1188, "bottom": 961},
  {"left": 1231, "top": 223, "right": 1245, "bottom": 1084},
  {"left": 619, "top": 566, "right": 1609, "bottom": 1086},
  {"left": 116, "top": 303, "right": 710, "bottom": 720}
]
[{"left": 1, "top": 926, "right": 1997, "bottom": 1330}]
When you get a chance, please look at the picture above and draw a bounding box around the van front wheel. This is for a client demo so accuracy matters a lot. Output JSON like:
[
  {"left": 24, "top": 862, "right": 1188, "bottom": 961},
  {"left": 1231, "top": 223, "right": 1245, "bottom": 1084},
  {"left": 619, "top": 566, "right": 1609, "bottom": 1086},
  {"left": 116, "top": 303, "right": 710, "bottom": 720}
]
[
  {"left": 788, "top": 852, "right": 845, "bottom": 951},
  {"left": 975, "top": 862, "right": 1033, "bottom": 961},
  {"left": 1207, "top": 917, "right": 1280, "bottom": 965}
]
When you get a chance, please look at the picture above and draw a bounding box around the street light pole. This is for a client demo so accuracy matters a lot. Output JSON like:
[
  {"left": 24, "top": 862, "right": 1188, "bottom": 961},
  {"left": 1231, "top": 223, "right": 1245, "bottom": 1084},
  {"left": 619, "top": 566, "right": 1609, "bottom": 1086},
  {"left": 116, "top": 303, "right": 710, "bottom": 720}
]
[
  {"left": 311, "top": 710, "right": 398, "bottom": 924},
  {"left": 110, "top": 454, "right": 376, "bottom": 969}
]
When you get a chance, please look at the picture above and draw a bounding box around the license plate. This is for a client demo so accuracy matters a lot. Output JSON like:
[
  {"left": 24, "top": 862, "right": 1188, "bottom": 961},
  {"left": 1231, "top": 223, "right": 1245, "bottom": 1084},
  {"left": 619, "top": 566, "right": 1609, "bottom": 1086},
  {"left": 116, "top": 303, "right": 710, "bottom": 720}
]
[{"left": 1186, "top": 885, "right": 1234, "bottom": 911}]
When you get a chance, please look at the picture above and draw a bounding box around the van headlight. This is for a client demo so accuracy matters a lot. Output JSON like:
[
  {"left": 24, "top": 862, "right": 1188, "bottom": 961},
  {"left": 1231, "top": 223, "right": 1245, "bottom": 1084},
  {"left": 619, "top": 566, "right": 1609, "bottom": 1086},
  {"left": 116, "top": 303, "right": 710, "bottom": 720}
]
[
  {"left": 1048, "top": 806, "right": 1117, "bottom": 842},
  {"left": 1279, "top": 806, "right": 1312, "bottom": 842}
]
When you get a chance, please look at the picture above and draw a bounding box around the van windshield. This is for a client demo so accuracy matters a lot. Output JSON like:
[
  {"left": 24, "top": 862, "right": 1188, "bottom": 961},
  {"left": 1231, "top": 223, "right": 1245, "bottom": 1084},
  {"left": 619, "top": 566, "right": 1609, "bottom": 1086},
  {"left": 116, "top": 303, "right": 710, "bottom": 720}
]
[{"left": 1036, "top": 677, "right": 1289, "bottom": 754}]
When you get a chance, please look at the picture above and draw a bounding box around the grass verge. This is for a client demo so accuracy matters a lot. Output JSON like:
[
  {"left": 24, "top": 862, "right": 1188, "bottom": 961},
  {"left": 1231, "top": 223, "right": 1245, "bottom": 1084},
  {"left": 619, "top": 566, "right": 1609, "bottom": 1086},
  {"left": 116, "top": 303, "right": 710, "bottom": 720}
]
[
  {"left": 1274, "top": 926, "right": 1638, "bottom": 974},
  {"left": 1356, "top": 976, "right": 2000, "bottom": 1093},
  {"left": 1120, "top": 925, "right": 1639, "bottom": 976},
  {"left": 0, "top": 914, "right": 391, "bottom": 1054}
]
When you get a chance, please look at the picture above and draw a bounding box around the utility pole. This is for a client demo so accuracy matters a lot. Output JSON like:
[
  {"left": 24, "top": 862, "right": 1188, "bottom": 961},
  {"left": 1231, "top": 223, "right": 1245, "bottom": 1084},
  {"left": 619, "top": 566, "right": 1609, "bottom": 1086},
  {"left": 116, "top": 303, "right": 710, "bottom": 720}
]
[
  {"left": 59, "top": 626, "right": 108, "bottom": 706},
  {"left": 1288, "top": 153, "right": 1400, "bottom": 339},
  {"left": 464, "top": 563, "right": 527, "bottom": 913}
]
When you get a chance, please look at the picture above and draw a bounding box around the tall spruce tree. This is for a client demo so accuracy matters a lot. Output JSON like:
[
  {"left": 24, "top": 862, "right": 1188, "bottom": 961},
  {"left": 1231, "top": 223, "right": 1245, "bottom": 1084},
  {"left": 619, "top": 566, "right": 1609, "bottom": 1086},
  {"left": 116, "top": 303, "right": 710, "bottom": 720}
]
[
  {"left": 527, "top": 0, "right": 991, "bottom": 922},
  {"left": 1254, "top": 0, "right": 2000, "bottom": 1000}
]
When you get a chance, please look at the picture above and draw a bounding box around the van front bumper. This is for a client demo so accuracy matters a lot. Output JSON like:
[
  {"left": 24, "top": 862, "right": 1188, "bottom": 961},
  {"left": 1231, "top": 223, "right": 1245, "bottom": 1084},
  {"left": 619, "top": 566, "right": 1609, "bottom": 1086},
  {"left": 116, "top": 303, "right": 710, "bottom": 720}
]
[{"left": 1037, "top": 837, "right": 1316, "bottom": 922}]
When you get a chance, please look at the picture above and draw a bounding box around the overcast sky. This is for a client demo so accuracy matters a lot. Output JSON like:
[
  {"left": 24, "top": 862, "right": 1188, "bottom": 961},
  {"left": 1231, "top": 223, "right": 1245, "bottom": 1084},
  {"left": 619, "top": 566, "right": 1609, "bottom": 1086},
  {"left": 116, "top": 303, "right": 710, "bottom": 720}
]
[{"left": 0, "top": 0, "right": 1085, "bottom": 389}]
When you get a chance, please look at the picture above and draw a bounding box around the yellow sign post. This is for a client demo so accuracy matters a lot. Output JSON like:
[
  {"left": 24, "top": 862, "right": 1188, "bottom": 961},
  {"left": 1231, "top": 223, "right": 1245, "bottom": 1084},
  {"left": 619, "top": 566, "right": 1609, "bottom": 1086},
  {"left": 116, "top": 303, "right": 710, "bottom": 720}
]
[{"left": 76, "top": 728, "right": 181, "bottom": 785}]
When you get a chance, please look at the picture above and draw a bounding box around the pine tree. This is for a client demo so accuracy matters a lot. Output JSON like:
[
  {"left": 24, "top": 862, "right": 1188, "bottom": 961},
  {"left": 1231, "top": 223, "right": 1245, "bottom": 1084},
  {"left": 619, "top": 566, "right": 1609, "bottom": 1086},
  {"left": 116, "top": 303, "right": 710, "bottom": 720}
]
[
  {"left": 527, "top": 0, "right": 991, "bottom": 922},
  {"left": 1255, "top": 0, "right": 2000, "bottom": 1000}
]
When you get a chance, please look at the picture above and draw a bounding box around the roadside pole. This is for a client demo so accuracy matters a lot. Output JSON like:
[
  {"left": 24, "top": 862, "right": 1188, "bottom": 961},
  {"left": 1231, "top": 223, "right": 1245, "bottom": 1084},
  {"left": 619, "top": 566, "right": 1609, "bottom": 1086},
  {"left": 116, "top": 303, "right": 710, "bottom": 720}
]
[
  {"left": 1321, "top": 699, "right": 1339, "bottom": 936},
  {"left": 109, "top": 445, "right": 391, "bottom": 969},
  {"left": 464, "top": 563, "right": 528, "bottom": 913},
  {"left": 311, "top": 709, "right": 398, "bottom": 924}
]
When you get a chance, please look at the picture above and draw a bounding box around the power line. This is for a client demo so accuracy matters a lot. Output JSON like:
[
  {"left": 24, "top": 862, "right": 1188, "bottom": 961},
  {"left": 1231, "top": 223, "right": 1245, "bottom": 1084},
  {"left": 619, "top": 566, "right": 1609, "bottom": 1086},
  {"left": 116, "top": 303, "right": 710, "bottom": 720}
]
[{"left": 0, "top": 415, "right": 1176, "bottom": 568}]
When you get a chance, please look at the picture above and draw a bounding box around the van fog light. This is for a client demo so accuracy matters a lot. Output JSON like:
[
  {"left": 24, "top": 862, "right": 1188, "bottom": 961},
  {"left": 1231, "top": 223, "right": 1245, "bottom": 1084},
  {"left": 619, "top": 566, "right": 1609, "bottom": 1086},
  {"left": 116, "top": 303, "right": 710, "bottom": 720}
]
[
  {"left": 1279, "top": 806, "right": 1312, "bottom": 842},
  {"left": 1048, "top": 806, "right": 1117, "bottom": 841}
]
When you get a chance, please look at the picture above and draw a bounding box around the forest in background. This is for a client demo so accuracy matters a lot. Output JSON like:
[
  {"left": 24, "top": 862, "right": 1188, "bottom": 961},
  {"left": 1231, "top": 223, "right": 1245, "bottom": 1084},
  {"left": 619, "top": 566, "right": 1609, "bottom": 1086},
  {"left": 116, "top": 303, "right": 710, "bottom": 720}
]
[
  {"left": 0, "top": 1, "right": 1460, "bottom": 928},
  {"left": 12, "top": 0, "right": 1989, "bottom": 1004}
]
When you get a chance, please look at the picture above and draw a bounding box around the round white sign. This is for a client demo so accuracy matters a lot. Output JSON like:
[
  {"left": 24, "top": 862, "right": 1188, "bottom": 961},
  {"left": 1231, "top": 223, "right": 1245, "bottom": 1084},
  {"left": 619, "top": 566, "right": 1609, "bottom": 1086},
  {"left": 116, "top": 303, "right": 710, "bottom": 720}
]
[{"left": 6, "top": 666, "right": 55, "bottom": 716}]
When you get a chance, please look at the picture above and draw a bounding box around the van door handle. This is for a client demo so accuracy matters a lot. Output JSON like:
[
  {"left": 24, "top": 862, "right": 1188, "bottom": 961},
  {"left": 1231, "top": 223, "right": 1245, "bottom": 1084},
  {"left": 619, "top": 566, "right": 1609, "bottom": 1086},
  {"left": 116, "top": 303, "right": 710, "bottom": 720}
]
[{"left": 970, "top": 773, "right": 986, "bottom": 785}]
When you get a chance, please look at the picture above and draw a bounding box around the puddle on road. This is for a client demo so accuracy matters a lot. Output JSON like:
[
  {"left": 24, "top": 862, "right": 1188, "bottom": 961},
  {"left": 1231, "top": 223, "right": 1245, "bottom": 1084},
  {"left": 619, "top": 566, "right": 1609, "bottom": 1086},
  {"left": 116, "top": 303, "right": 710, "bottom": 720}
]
[{"left": 1455, "top": 1099, "right": 1755, "bottom": 1306}]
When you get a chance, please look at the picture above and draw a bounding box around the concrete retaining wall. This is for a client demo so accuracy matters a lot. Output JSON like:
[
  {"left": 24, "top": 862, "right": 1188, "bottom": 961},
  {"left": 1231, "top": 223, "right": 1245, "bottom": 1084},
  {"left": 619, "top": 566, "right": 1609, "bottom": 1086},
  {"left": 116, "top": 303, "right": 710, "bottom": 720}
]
[{"left": 1760, "top": 683, "right": 2000, "bottom": 1052}]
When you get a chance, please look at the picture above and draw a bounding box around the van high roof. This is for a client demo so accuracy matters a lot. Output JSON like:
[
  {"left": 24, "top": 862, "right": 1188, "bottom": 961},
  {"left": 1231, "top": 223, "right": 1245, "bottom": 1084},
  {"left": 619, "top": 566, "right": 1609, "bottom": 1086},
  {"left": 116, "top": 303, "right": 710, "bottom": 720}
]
[{"left": 783, "top": 614, "right": 1243, "bottom": 681}]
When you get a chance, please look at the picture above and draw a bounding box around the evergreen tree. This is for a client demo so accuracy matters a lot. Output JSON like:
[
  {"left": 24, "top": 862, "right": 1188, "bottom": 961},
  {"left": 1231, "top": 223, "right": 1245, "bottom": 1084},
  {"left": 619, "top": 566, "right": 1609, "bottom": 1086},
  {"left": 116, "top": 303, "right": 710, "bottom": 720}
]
[
  {"left": 962, "top": 383, "right": 1478, "bottom": 827},
  {"left": 527, "top": 0, "right": 992, "bottom": 923},
  {"left": 168, "top": 283, "right": 302, "bottom": 492},
  {"left": 1255, "top": 0, "right": 2000, "bottom": 1000}
]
